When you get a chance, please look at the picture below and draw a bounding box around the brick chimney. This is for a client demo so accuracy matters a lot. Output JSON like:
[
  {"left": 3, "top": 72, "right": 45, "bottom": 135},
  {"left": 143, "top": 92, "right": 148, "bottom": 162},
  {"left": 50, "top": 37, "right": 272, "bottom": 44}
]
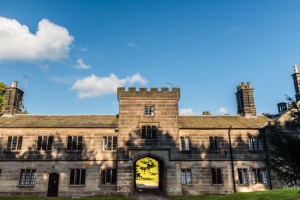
[
  {"left": 235, "top": 82, "right": 256, "bottom": 117},
  {"left": 292, "top": 64, "right": 300, "bottom": 102},
  {"left": 1, "top": 81, "right": 24, "bottom": 115}
]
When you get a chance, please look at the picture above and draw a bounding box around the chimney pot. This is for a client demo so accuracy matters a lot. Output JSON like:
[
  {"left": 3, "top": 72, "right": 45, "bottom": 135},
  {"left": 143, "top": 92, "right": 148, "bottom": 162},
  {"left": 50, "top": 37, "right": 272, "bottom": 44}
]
[
  {"left": 294, "top": 65, "right": 298, "bottom": 73},
  {"left": 11, "top": 81, "right": 18, "bottom": 88}
]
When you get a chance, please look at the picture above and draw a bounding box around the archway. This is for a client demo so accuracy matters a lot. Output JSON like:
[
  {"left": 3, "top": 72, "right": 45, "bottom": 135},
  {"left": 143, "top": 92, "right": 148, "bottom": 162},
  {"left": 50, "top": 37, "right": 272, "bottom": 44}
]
[{"left": 133, "top": 156, "right": 165, "bottom": 193}]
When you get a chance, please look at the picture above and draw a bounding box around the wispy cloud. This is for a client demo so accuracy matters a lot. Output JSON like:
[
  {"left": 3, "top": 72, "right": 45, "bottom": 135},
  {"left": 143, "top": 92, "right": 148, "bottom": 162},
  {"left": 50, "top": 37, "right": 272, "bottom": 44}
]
[
  {"left": 215, "top": 107, "right": 227, "bottom": 115},
  {"left": 179, "top": 108, "right": 198, "bottom": 115},
  {"left": 126, "top": 42, "right": 140, "bottom": 48},
  {"left": 71, "top": 73, "right": 148, "bottom": 98},
  {"left": 0, "top": 17, "right": 74, "bottom": 61},
  {"left": 76, "top": 58, "right": 91, "bottom": 69}
]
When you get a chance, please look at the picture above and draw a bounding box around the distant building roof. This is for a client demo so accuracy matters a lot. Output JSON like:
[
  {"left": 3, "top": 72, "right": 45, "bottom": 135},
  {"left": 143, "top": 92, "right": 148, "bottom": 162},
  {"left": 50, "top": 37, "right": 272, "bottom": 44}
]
[{"left": 179, "top": 115, "right": 270, "bottom": 129}]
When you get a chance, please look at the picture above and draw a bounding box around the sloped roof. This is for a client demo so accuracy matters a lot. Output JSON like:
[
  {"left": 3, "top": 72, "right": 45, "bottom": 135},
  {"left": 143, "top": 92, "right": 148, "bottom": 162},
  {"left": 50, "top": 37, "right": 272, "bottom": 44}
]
[
  {"left": 0, "top": 114, "right": 269, "bottom": 129},
  {"left": 179, "top": 115, "right": 270, "bottom": 129},
  {"left": 0, "top": 114, "right": 118, "bottom": 128}
]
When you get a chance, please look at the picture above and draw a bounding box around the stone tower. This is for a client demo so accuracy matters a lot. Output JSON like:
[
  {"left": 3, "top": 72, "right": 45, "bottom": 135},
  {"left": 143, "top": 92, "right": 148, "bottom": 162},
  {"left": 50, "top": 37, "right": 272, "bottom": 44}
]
[
  {"left": 235, "top": 82, "right": 256, "bottom": 117},
  {"left": 292, "top": 64, "right": 300, "bottom": 102},
  {"left": 1, "top": 81, "right": 24, "bottom": 115}
]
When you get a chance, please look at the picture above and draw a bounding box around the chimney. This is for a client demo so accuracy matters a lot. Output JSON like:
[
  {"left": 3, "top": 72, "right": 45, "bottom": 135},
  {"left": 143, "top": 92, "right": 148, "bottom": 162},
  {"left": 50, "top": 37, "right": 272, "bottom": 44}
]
[
  {"left": 1, "top": 81, "right": 24, "bottom": 115},
  {"left": 277, "top": 102, "right": 287, "bottom": 114},
  {"left": 292, "top": 64, "right": 300, "bottom": 102},
  {"left": 235, "top": 82, "right": 257, "bottom": 117}
]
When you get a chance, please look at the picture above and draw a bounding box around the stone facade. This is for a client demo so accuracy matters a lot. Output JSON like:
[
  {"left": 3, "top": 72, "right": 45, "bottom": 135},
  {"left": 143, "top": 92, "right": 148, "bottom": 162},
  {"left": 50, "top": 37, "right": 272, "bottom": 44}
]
[{"left": 1, "top": 77, "right": 290, "bottom": 197}]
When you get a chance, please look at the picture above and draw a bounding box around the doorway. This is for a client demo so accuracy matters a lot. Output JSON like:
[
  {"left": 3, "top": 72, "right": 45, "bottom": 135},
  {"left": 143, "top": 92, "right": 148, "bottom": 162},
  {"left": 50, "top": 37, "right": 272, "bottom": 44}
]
[
  {"left": 47, "top": 173, "right": 59, "bottom": 197},
  {"left": 134, "top": 156, "right": 165, "bottom": 193}
]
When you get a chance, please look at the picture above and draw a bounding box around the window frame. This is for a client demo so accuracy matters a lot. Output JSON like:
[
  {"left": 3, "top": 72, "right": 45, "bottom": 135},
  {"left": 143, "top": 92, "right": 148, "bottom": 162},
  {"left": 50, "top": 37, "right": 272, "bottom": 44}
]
[
  {"left": 69, "top": 169, "right": 86, "bottom": 186},
  {"left": 237, "top": 168, "right": 249, "bottom": 185},
  {"left": 251, "top": 168, "right": 269, "bottom": 184},
  {"left": 37, "top": 136, "right": 54, "bottom": 151},
  {"left": 141, "top": 125, "right": 157, "bottom": 139},
  {"left": 209, "top": 136, "right": 219, "bottom": 151},
  {"left": 180, "top": 136, "right": 190, "bottom": 151},
  {"left": 211, "top": 168, "right": 222, "bottom": 184},
  {"left": 6, "top": 136, "right": 23, "bottom": 151},
  {"left": 18, "top": 169, "right": 36, "bottom": 187},
  {"left": 248, "top": 136, "right": 264, "bottom": 151},
  {"left": 144, "top": 105, "right": 155, "bottom": 116},
  {"left": 67, "top": 136, "right": 83, "bottom": 151},
  {"left": 100, "top": 169, "right": 117, "bottom": 185},
  {"left": 102, "top": 136, "right": 117, "bottom": 151},
  {"left": 181, "top": 169, "right": 192, "bottom": 185}
]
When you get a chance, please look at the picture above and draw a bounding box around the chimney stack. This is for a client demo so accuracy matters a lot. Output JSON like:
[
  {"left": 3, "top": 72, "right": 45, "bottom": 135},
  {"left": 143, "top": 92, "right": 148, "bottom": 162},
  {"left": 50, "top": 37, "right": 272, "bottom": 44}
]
[
  {"left": 1, "top": 81, "right": 24, "bottom": 115},
  {"left": 235, "top": 82, "right": 257, "bottom": 117},
  {"left": 292, "top": 65, "right": 300, "bottom": 102}
]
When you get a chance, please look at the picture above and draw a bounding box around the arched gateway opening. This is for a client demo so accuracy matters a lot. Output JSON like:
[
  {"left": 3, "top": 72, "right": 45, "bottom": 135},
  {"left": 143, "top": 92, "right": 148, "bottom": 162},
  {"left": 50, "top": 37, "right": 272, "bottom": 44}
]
[{"left": 133, "top": 156, "right": 165, "bottom": 193}]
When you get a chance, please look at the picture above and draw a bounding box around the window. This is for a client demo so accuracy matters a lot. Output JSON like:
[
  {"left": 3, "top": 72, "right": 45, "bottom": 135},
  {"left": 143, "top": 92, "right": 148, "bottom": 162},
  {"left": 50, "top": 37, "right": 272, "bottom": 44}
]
[
  {"left": 237, "top": 169, "right": 248, "bottom": 185},
  {"left": 181, "top": 169, "right": 192, "bottom": 185},
  {"left": 211, "top": 168, "right": 222, "bottom": 184},
  {"left": 142, "top": 125, "right": 157, "bottom": 139},
  {"left": 251, "top": 168, "right": 268, "bottom": 184},
  {"left": 19, "top": 169, "right": 36, "bottom": 186},
  {"left": 37, "top": 136, "right": 53, "bottom": 150},
  {"left": 6, "top": 136, "right": 23, "bottom": 150},
  {"left": 67, "top": 136, "right": 83, "bottom": 151},
  {"left": 69, "top": 169, "right": 86, "bottom": 185},
  {"left": 209, "top": 136, "right": 219, "bottom": 150},
  {"left": 101, "top": 169, "right": 116, "bottom": 185},
  {"left": 180, "top": 136, "right": 190, "bottom": 151},
  {"left": 144, "top": 106, "right": 154, "bottom": 116},
  {"left": 248, "top": 137, "right": 264, "bottom": 151},
  {"left": 102, "top": 136, "right": 117, "bottom": 151}
]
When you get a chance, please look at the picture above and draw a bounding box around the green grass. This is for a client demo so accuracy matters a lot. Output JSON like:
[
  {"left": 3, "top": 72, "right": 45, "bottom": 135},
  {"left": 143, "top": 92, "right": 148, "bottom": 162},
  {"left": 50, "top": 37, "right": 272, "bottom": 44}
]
[
  {"left": 0, "top": 198, "right": 135, "bottom": 200},
  {"left": 167, "top": 189, "right": 300, "bottom": 200}
]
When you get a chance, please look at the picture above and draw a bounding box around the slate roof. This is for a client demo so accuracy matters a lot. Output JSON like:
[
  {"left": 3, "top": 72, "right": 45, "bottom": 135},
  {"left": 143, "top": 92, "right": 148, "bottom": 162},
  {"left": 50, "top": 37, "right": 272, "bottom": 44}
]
[
  {"left": 0, "top": 114, "right": 269, "bottom": 129},
  {"left": 179, "top": 115, "right": 270, "bottom": 129},
  {"left": 0, "top": 114, "right": 119, "bottom": 128}
]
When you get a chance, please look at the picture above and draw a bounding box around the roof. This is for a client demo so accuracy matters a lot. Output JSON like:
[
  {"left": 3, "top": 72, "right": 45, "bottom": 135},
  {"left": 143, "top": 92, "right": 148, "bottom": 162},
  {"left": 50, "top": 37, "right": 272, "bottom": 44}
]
[
  {"left": 0, "top": 114, "right": 269, "bottom": 129},
  {"left": 179, "top": 115, "right": 270, "bottom": 129},
  {"left": 0, "top": 114, "right": 118, "bottom": 128}
]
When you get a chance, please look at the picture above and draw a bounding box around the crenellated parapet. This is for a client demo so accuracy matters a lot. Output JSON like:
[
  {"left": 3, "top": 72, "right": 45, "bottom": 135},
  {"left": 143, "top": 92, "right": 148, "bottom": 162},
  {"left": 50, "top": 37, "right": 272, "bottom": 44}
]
[
  {"left": 117, "top": 87, "right": 180, "bottom": 99},
  {"left": 236, "top": 82, "right": 252, "bottom": 90}
]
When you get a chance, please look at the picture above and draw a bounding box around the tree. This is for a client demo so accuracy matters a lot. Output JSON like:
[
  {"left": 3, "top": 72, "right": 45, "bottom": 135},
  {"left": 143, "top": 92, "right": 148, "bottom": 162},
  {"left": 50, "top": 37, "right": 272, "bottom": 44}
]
[
  {"left": 0, "top": 82, "right": 6, "bottom": 113},
  {"left": 266, "top": 96, "right": 300, "bottom": 187},
  {"left": 266, "top": 126, "right": 300, "bottom": 187},
  {"left": 136, "top": 157, "right": 159, "bottom": 182}
]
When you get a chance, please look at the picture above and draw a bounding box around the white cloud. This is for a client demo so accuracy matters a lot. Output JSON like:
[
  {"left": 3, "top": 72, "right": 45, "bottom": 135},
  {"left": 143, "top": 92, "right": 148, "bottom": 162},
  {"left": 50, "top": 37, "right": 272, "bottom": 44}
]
[
  {"left": 126, "top": 42, "right": 140, "bottom": 48},
  {"left": 179, "top": 108, "right": 195, "bottom": 115},
  {"left": 76, "top": 59, "right": 91, "bottom": 69},
  {"left": 0, "top": 17, "right": 74, "bottom": 61},
  {"left": 71, "top": 73, "right": 148, "bottom": 98},
  {"left": 216, "top": 107, "right": 227, "bottom": 115}
]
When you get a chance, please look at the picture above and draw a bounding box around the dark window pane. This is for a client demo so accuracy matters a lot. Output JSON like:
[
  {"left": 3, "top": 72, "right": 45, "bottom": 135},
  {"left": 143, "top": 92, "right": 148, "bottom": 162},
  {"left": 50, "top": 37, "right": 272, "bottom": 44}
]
[
  {"left": 67, "top": 136, "right": 72, "bottom": 150},
  {"left": 70, "top": 169, "right": 75, "bottom": 185},
  {"left": 113, "top": 137, "right": 117, "bottom": 150},
  {"left": 101, "top": 170, "right": 106, "bottom": 185},
  {"left": 37, "top": 136, "right": 42, "bottom": 150},
  {"left": 17, "top": 136, "right": 22, "bottom": 150},
  {"left": 7, "top": 136, "right": 12, "bottom": 150},
  {"left": 142, "top": 126, "right": 146, "bottom": 139},
  {"left": 81, "top": 169, "right": 86, "bottom": 185},
  {"left": 72, "top": 136, "right": 77, "bottom": 151},
  {"left": 42, "top": 136, "right": 47, "bottom": 150},
  {"left": 78, "top": 136, "right": 83, "bottom": 150},
  {"left": 12, "top": 136, "right": 17, "bottom": 150},
  {"left": 47, "top": 136, "right": 53, "bottom": 150}
]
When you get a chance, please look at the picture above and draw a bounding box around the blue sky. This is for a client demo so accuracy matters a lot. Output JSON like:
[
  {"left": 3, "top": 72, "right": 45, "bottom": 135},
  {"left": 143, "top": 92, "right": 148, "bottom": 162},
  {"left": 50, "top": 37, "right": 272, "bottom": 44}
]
[{"left": 1, "top": 0, "right": 300, "bottom": 115}]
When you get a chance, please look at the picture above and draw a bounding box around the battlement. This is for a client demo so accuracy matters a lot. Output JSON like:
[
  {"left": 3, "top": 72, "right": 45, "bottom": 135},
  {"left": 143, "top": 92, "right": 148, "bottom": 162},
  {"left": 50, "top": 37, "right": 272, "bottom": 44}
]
[
  {"left": 237, "top": 82, "right": 252, "bottom": 91},
  {"left": 117, "top": 87, "right": 180, "bottom": 99}
]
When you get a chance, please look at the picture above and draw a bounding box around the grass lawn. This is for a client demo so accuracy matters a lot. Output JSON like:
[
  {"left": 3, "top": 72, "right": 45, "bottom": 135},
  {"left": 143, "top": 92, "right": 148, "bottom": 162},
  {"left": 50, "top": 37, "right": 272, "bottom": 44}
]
[
  {"left": 0, "top": 198, "right": 135, "bottom": 200},
  {"left": 167, "top": 189, "right": 300, "bottom": 200}
]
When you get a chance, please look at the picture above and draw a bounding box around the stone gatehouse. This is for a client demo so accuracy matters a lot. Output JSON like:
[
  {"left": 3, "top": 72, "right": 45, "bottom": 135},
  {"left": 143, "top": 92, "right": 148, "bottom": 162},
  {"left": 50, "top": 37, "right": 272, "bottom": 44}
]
[{"left": 3, "top": 66, "right": 300, "bottom": 197}]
